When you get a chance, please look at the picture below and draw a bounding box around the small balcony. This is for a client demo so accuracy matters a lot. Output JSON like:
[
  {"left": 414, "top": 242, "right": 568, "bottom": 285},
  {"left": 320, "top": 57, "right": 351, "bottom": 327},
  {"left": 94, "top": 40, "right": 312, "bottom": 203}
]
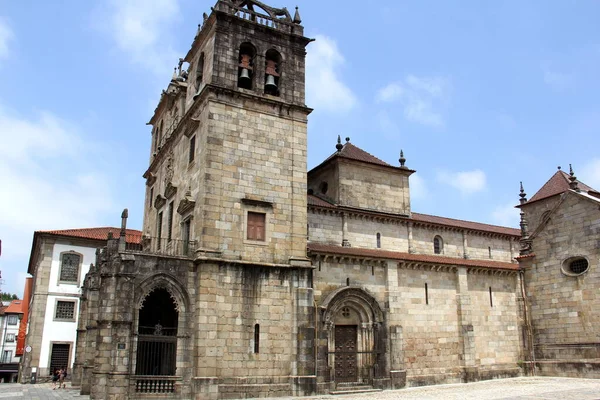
[{"left": 126, "top": 237, "right": 196, "bottom": 258}]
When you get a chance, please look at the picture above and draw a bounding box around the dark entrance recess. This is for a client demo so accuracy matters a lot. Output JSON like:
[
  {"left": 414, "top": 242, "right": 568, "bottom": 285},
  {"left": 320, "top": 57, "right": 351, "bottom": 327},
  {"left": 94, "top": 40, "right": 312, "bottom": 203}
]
[
  {"left": 136, "top": 288, "right": 178, "bottom": 376},
  {"left": 334, "top": 325, "right": 358, "bottom": 382},
  {"left": 49, "top": 343, "right": 70, "bottom": 374}
]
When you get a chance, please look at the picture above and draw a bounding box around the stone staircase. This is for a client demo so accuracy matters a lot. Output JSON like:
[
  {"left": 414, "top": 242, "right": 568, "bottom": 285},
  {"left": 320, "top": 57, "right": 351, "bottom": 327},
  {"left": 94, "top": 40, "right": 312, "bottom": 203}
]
[{"left": 330, "top": 382, "right": 382, "bottom": 395}]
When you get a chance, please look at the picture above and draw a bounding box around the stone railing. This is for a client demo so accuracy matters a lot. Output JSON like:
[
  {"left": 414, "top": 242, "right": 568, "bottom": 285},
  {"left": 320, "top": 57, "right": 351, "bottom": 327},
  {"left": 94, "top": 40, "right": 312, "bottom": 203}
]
[{"left": 134, "top": 376, "right": 179, "bottom": 393}]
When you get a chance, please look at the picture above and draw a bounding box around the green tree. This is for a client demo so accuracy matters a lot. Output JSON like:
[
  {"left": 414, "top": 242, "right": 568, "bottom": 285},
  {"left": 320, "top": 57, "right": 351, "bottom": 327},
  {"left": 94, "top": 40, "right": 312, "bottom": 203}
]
[{"left": 0, "top": 292, "right": 19, "bottom": 301}]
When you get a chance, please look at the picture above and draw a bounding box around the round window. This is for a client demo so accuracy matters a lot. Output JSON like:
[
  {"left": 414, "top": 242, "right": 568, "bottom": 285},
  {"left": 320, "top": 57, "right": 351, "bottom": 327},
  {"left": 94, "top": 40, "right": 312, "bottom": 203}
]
[{"left": 562, "top": 257, "right": 589, "bottom": 276}]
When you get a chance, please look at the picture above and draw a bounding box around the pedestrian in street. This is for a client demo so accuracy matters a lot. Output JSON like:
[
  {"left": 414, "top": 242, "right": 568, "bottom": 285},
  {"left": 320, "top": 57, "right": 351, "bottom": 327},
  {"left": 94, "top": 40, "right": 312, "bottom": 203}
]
[
  {"left": 52, "top": 369, "right": 59, "bottom": 389},
  {"left": 58, "top": 368, "right": 65, "bottom": 389}
]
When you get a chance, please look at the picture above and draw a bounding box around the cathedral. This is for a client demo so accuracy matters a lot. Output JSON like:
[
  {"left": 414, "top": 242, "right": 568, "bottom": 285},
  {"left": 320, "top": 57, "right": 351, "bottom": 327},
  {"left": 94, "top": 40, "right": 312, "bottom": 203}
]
[{"left": 70, "top": 1, "right": 600, "bottom": 399}]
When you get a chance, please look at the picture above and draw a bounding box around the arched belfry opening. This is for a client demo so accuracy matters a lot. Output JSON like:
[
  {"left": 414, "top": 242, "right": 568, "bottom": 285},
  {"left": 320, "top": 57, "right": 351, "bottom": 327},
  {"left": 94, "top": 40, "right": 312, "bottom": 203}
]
[
  {"left": 320, "top": 287, "right": 386, "bottom": 386},
  {"left": 135, "top": 288, "right": 178, "bottom": 376},
  {"left": 238, "top": 42, "right": 256, "bottom": 90},
  {"left": 264, "top": 49, "right": 281, "bottom": 96}
]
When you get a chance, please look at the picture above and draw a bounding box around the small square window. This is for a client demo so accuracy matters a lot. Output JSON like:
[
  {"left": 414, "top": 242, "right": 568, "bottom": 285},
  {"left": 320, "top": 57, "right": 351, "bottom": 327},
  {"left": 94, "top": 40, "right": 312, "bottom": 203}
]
[
  {"left": 55, "top": 301, "right": 76, "bottom": 321},
  {"left": 5, "top": 333, "right": 15, "bottom": 342},
  {"left": 7, "top": 315, "right": 17, "bottom": 325},
  {"left": 247, "top": 212, "right": 266, "bottom": 241}
]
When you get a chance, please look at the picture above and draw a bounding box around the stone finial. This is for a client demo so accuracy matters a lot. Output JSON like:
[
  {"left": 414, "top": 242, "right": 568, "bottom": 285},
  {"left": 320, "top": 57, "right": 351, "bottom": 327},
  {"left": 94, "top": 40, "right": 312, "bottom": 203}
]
[
  {"left": 336, "top": 135, "right": 343, "bottom": 152},
  {"left": 519, "top": 210, "right": 533, "bottom": 255},
  {"left": 172, "top": 67, "right": 178, "bottom": 81},
  {"left": 569, "top": 164, "right": 580, "bottom": 192},
  {"left": 399, "top": 149, "right": 406, "bottom": 168},
  {"left": 120, "top": 208, "right": 129, "bottom": 237},
  {"left": 557, "top": 166, "right": 561, "bottom": 170},
  {"left": 345, "top": 137, "right": 350, "bottom": 143},
  {"left": 203, "top": 12, "right": 208, "bottom": 22},
  {"left": 293, "top": 6, "right": 302, "bottom": 24},
  {"left": 196, "top": 23, "right": 202, "bottom": 36},
  {"left": 519, "top": 181, "right": 527, "bottom": 204}
]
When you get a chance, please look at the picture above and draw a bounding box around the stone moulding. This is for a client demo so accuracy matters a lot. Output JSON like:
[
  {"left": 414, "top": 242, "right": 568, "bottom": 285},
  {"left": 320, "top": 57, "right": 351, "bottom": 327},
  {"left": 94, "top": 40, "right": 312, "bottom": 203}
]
[
  {"left": 154, "top": 194, "right": 167, "bottom": 209},
  {"left": 164, "top": 182, "right": 178, "bottom": 199},
  {"left": 177, "top": 198, "right": 196, "bottom": 215}
]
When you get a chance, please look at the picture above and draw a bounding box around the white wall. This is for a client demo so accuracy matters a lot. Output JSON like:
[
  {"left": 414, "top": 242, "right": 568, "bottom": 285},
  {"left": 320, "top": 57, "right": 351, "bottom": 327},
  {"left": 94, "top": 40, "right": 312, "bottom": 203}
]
[
  {"left": 38, "top": 242, "right": 96, "bottom": 371},
  {"left": 0, "top": 315, "right": 21, "bottom": 363}
]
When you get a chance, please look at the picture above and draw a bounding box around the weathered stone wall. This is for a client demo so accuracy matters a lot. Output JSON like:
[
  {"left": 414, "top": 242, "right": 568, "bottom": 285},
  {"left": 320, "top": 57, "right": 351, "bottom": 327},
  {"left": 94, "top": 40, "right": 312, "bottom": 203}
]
[
  {"left": 523, "top": 193, "right": 600, "bottom": 359},
  {"left": 337, "top": 161, "right": 411, "bottom": 215},
  {"left": 394, "top": 267, "right": 462, "bottom": 383},
  {"left": 194, "top": 262, "right": 314, "bottom": 399},
  {"left": 468, "top": 274, "right": 521, "bottom": 367},
  {"left": 307, "top": 211, "right": 342, "bottom": 246},
  {"left": 411, "top": 228, "right": 464, "bottom": 258},
  {"left": 308, "top": 163, "right": 339, "bottom": 203},
  {"left": 308, "top": 209, "right": 516, "bottom": 263}
]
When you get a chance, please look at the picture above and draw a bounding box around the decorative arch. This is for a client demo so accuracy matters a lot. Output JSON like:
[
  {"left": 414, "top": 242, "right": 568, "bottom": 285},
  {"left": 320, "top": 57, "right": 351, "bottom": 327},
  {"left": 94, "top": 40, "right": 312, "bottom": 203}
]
[
  {"left": 133, "top": 273, "right": 190, "bottom": 379},
  {"left": 238, "top": 42, "right": 257, "bottom": 90},
  {"left": 320, "top": 287, "right": 386, "bottom": 385},
  {"left": 264, "top": 48, "right": 282, "bottom": 96},
  {"left": 135, "top": 273, "right": 189, "bottom": 313},
  {"left": 433, "top": 235, "right": 443, "bottom": 254}
]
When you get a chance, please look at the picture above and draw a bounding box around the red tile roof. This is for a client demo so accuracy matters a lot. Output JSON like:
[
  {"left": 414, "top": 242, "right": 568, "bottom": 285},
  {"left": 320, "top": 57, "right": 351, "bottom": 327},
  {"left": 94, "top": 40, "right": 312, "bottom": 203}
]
[
  {"left": 309, "top": 141, "right": 415, "bottom": 174},
  {"left": 40, "top": 227, "right": 142, "bottom": 244},
  {"left": 307, "top": 243, "right": 519, "bottom": 271},
  {"left": 411, "top": 212, "right": 520, "bottom": 236},
  {"left": 525, "top": 170, "right": 596, "bottom": 205},
  {"left": 307, "top": 194, "right": 335, "bottom": 207},
  {"left": 4, "top": 300, "right": 23, "bottom": 314}
]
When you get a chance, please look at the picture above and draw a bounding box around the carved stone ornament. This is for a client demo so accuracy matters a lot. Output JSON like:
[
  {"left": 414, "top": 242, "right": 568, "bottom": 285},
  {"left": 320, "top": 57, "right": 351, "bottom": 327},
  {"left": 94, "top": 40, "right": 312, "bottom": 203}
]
[
  {"left": 177, "top": 197, "right": 195, "bottom": 215},
  {"left": 164, "top": 150, "right": 175, "bottom": 186},
  {"left": 164, "top": 182, "right": 178, "bottom": 199},
  {"left": 146, "top": 173, "right": 157, "bottom": 187},
  {"left": 154, "top": 194, "right": 167, "bottom": 209}
]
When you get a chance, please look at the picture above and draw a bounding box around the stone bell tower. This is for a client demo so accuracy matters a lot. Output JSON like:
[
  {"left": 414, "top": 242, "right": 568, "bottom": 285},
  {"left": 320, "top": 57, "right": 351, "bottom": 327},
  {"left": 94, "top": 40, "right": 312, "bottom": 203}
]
[{"left": 142, "top": 0, "right": 312, "bottom": 266}]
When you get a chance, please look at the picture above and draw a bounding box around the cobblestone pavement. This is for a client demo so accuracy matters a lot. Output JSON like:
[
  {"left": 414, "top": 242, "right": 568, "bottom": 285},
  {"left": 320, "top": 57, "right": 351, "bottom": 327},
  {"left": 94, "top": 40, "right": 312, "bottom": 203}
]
[{"left": 0, "top": 377, "right": 598, "bottom": 399}]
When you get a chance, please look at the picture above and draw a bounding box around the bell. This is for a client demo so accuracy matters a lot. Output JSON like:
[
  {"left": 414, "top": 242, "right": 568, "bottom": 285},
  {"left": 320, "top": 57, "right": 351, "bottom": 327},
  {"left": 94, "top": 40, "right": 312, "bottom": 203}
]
[
  {"left": 239, "top": 68, "right": 250, "bottom": 81},
  {"left": 265, "top": 74, "right": 277, "bottom": 89}
]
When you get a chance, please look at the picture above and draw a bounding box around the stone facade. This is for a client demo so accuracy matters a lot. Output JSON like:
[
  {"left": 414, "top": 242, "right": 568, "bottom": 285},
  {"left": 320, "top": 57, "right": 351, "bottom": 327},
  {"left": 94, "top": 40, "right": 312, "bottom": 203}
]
[
  {"left": 517, "top": 171, "right": 600, "bottom": 378},
  {"left": 68, "top": 1, "right": 598, "bottom": 399}
]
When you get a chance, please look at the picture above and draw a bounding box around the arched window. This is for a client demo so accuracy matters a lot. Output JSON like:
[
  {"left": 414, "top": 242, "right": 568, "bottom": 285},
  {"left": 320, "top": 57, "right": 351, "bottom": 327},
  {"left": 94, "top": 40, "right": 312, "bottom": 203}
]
[
  {"left": 376, "top": 233, "right": 381, "bottom": 248},
  {"left": 264, "top": 49, "right": 281, "bottom": 96},
  {"left": 433, "top": 236, "right": 443, "bottom": 254},
  {"left": 195, "top": 52, "right": 205, "bottom": 93},
  {"left": 238, "top": 43, "right": 256, "bottom": 90}
]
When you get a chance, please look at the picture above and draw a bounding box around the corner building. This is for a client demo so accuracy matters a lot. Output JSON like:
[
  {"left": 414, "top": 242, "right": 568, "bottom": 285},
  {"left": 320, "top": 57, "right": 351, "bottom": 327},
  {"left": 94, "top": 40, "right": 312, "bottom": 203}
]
[{"left": 74, "top": 1, "right": 578, "bottom": 399}]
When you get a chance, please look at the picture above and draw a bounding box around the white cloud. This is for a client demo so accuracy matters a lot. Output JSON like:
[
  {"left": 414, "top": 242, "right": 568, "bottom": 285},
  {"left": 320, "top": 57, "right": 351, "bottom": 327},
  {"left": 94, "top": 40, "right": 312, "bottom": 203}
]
[
  {"left": 580, "top": 158, "right": 600, "bottom": 190},
  {"left": 0, "top": 17, "right": 14, "bottom": 60},
  {"left": 410, "top": 174, "right": 428, "bottom": 200},
  {"left": 0, "top": 107, "right": 115, "bottom": 250},
  {"left": 437, "top": 169, "right": 486, "bottom": 195},
  {"left": 100, "top": 0, "right": 181, "bottom": 76},
  {"left": 376, "top": 110, "right": 400, "bottom": 139},
  {"left": 376, "top": 75, "right": 449, "bottom": 127},
  {"left": 306, "top": 35, "right": 357, "bottom": 113},
  {"left": 542, "top": 65, "right": 573, "bottom": 90},
  {"left": 491, "top": 201, "right": 520, "bottom": 227}
]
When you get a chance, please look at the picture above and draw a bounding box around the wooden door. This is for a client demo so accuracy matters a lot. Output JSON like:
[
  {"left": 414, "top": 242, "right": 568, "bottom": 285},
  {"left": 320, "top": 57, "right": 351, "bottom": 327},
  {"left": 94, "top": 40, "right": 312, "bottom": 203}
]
[{"left": 334, "top": 325, "right": 357, "bottom": 382}]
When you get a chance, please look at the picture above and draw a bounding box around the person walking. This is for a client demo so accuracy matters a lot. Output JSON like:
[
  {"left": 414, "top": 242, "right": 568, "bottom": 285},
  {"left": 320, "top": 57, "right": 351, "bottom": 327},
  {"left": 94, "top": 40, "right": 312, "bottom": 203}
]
[{"left": 52, "top": 369, "right": 59, "bottom": 389}]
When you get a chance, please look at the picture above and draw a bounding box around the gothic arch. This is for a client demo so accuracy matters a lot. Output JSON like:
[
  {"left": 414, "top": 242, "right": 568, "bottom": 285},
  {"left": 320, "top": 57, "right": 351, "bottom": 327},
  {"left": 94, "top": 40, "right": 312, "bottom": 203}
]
[
  {"left": 135, "top": 273, "right": 189, "bottom": 313},
  {"left": 319, "top": 287, "right": 386, "bottom": 385}
]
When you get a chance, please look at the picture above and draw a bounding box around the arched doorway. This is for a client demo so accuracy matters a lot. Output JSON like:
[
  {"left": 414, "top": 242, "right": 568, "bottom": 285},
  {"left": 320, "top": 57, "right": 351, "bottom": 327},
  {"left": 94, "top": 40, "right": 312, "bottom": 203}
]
[
  {"left": 321, "top": 287, "right": 385, "bottom": 385},
  {"left": 135, "top": 288, "right": 178, "bottom": 376}
]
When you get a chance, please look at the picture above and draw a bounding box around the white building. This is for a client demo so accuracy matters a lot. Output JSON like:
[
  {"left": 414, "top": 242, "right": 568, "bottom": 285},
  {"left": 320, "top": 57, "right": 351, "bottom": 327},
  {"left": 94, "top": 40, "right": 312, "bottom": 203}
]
[
  {"left": 0, "top": 300, "right": 24, "bottom": 382},
  {"left": 19, "top": 227, "right": 141, "bottom": 380}
]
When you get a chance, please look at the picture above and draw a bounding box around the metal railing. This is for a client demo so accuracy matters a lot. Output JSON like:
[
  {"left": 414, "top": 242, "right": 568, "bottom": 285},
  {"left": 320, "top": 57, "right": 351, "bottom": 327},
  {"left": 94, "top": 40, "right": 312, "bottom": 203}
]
[{"left": 126, "top": 237, "right": 196, "bottom": 258}]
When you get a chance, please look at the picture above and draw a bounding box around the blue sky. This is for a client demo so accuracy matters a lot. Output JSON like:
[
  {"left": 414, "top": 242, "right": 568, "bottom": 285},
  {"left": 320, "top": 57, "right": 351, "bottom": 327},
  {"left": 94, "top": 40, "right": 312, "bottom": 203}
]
[{"left": 1, "top": 0, "right": 599, "bottom": 297}]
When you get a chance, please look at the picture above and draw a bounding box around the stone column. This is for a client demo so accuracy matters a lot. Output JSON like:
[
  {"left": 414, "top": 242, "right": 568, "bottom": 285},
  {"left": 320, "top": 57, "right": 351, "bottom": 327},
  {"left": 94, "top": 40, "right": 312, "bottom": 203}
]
[
  {"left": 407, "top": 223, "right": 414, "bottom": 253},
  {"left": 341, "top": 213, "right": 350, "bottom": 247},
  {"left": 462, "top": 231, "right": 469, "bottom": 259},
  {"left": 456, "top": 267, "right": 478, "bottom": 381},
  {"left": 386, "top": 260, "right": 405, "bottom": 388}
]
